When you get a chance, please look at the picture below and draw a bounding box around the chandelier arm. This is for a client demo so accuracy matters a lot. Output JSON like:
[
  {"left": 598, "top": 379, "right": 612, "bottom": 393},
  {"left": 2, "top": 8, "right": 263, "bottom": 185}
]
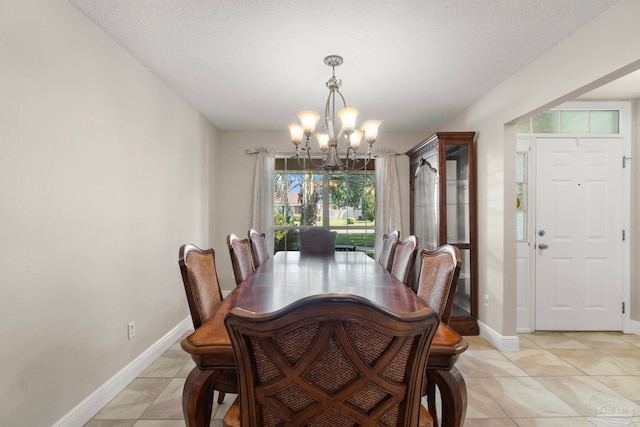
[
  {"left": 295, "top": 148, "right": 327, "bottom": 169},
  {"left": 324, "top": 88, "right": 348, "bottom": 140},
  {"left": 328, "top": 89, "right": 347, "bottom": 114},
  {"left": 336, "top": 90, "right": 349, "bottom": 141},
  {"left": 344, "top": 152, "right": 373, "bottom": 171},
  {"left": 331, "top": 91, "right": 348, "bottom": 136},
  {"left": 335, "top": 90, "right": 347, "bottom": 109},
  {"left": 343, "top": 148, "right": 356, "bottom": 171},
  {"left": 324, "top": 91, "right": 334, "bottom": 138}
]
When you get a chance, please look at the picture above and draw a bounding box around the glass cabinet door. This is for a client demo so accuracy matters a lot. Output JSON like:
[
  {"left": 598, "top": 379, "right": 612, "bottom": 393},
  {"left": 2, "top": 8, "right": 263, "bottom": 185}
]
[
  {"left": 445, "top": 145, "right": 470, "bottom": 244},
  {"left": 452, "top": 249, "right": 472, "bottom": 318},
  {"left": 445, "top": 144, "right": 473, "bottom": 321}
]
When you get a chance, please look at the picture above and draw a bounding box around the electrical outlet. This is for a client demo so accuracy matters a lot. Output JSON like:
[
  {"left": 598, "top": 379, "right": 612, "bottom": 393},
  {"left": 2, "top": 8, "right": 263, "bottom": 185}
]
[
  {"left": 128, "top": 321, "right": 136, "bottom": 340},
  {"left": 483, "top": 294, "right": 490, "bottom": 307}
]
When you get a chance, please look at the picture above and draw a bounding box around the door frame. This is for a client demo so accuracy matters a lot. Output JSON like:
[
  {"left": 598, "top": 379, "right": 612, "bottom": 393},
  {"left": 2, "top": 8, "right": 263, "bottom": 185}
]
[{"left": 519, "top": 101, "right": 632, "bottom": 333}]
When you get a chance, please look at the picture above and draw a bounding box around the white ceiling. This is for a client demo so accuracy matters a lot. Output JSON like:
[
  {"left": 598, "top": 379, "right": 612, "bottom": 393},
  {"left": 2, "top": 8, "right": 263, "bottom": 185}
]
[{"left": 69, "top": 0, "right": 626, "bottom": 132}]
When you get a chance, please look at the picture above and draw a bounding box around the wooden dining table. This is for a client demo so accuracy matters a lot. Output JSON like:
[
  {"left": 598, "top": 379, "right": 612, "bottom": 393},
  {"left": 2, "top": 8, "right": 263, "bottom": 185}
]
[{"left": 181, "top": 251, "right": 468, "bottom": 427}]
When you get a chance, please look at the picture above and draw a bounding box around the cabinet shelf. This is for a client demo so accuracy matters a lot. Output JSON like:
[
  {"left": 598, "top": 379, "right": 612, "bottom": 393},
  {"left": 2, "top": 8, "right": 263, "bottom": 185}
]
[{"left": 407, "top": 132, "right": 479, "bottom": 336}]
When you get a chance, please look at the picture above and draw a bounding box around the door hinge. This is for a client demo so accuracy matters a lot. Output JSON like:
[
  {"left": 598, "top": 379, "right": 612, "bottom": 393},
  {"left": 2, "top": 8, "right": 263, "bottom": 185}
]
[
  {"left": 622, "top": 229, "right": 626, "bottom": 241},
  {"left": 623, "top": 156, "right": 632, "bottom": 168},
  {"left": 622, "top": 302, "right": 625, "bottom": 314}
]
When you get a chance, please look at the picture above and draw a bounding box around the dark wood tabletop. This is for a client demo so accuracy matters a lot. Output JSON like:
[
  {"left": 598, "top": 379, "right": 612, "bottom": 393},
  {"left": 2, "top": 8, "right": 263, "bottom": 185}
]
[{"left": 181, "top": 251, "right": 468, "bottom": 427}]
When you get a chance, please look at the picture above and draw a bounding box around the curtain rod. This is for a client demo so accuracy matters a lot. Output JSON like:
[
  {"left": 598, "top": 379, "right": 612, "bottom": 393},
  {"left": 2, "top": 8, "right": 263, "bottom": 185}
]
[{"left": 245, "top": 149, "right": 403, "bottom": 157}]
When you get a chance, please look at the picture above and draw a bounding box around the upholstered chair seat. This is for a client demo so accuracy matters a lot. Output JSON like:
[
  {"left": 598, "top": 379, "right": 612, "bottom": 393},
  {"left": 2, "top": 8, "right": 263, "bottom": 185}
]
[
  {"left": 227, "top": 233, "right": 255, "bottom": 285},
  {"left": 378, "top": 229, "right": 400, "bottom": 271},
  {"left": 298, "top": 227, "right": 337, "bottom": 256},
  {"left": 390, "top": 235, "right": 419, "bottom": 289},
  {"left": 248, "top": 229, "right": 269, "bottom": 268}
]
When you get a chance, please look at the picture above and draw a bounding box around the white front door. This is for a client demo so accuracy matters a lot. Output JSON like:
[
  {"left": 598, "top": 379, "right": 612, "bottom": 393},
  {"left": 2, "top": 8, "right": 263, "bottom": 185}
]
[{"left": 534, "top": 136, "right": 623, "bottom": 330}]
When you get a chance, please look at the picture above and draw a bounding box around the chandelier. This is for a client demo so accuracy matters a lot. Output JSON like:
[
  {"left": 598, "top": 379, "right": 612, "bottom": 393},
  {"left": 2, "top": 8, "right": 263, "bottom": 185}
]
[{"left": 288, "top": 55, "right": 382, "bottom": 171}]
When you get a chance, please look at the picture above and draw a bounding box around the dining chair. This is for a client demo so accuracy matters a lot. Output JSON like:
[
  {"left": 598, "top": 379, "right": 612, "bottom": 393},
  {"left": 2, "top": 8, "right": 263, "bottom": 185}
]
[
  {"left": 227, "top": 233, "right": 255, "bottom": 286},
  {"left": 414, "top": 244, "right": 462, "bottom": 425},
  {"left": 248, "top": 228, "right": 269, "bottom": 268},
  {"left": 222, "top": 294, "right": 439, "bottom": 427},
  {"left": 298, "top": 227, "right": 337, "bottom": 256},
  {"left": 390, "top": 235, "right": 419, "bottom": 289},
  {"left": 378, "top": 229, "right": 400, "bottom": 271},
  {"left": 178, "top": 243, "right": 237, "bottom": 404},
  {"left": 415, "top": 244, "right": 462, "bottom": 324}
]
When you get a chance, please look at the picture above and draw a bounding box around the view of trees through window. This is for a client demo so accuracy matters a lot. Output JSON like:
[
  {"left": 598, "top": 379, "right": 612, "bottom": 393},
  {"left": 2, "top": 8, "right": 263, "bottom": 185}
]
[{"left": 274, "top": 156, "right": 375, "bottom": 255}]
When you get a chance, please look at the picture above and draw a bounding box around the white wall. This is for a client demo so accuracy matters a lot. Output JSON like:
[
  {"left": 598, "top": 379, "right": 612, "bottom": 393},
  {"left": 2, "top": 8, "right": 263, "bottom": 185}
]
[
  {"left": 438, "top": 0, "right": 640, "bottom": 336},
  {"left": 213, "top": 131, "right": 430, "bottom": 289},
  {"left": 0, "top": 1, "right": 218, "bottom": 425}
]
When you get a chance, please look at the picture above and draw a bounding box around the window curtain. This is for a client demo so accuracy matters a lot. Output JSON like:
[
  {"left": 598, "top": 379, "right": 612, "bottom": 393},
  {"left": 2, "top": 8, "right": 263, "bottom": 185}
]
[
  {"left": 252, "top": 147, "right": 275, "bottom": 255},
  {"left": 374, "top": 149, "right": 402, "bottom": 257}
]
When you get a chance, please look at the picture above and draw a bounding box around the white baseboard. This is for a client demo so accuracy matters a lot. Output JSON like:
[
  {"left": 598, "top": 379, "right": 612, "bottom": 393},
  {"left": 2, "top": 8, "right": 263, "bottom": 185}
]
[
  {"left": 482, "top": 320, "right": 640, "bottom": 352},
  {"left": 631, "top": 320, "right": 640, "bottom": 335},
  {"left": 53, "top": 316, "right": 193, "bottom": 427},
  {"left": 478, "top": 320, "right": 520, "bottom": 352},
  {"left": 518, "top": 321, "right": 640, "bottom": 336}
]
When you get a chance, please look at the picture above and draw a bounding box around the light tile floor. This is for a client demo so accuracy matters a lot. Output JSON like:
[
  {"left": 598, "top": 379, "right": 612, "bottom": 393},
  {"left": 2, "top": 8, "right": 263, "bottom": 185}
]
[{"left": 85, "top": 332, "right": 640, "bottom": 426}]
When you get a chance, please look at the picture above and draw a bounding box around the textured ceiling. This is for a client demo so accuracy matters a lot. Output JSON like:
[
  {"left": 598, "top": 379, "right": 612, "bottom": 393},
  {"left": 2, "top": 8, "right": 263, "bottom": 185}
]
[{"left": 69, "top": 0, "right": 620, "bottom": 132}]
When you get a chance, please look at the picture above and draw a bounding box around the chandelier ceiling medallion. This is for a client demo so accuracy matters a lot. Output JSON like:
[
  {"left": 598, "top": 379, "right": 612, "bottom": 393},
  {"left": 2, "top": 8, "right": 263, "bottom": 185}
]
[{"left": 288, "top": 55, "right": 382, "bottom": 171}]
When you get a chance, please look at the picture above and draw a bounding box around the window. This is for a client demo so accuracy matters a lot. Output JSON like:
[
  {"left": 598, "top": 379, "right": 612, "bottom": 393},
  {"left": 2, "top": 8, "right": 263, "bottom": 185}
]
[
  {"left": 516, "top": 152, "right": 528, "bottom": 241},
  {"left": 273, "top": 156, "right": 375, "bottom": 255},
  {"left": 517, "top": 109, "right": 619, "bottom": 134}
]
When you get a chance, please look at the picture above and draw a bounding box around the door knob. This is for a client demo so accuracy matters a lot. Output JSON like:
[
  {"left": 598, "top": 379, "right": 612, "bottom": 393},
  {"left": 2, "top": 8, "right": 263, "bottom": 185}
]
[{"left": 538, "top": 243, "right": 549, "bottom": 250}]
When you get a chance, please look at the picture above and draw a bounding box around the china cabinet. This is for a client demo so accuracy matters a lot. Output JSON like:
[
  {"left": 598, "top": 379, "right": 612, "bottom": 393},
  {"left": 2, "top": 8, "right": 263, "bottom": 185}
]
[{"left": 406, "top": 132, "right": 478, "bottom": 335}]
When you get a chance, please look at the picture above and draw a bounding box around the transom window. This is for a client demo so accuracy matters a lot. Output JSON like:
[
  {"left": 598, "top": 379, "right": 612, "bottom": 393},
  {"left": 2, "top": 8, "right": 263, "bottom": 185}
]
[
  {"left": 517, "top": 109, "right": 619, "bottom": 134},
  {"left": 273, "top": 156, "right": 375, "bottom": 255}
]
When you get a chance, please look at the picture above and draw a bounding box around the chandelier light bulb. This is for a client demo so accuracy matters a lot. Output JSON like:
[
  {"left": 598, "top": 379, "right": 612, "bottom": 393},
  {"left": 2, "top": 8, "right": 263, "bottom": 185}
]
[
  {"left": 349, "top": 129, "right": 363, "bottom": 149},
  {"left": 361, "top": 120, "right": 383, "bottom": 142},
  {"left": 337, "top": 105, "right": 359, "bottom": 132},
  {"left": 315, "top": 133, "right": 330, "bottom": 151},
  {"left": 296, "top": 111, "right": 320, "bottom": 133},
  {"left": 288, "top": 123, "right": 303, "bottom": 145}
]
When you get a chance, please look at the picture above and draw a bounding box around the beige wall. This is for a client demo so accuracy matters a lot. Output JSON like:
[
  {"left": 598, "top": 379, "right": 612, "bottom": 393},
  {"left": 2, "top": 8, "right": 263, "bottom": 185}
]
[
  {"left": 438, "top": 0, "right": 640, "bottom": 335},
  {"left": 213, "top": 131, "right": 430, "bottom": 289},
  {"left": 0, "top": 1, "right": 218, "bottom": 425}
]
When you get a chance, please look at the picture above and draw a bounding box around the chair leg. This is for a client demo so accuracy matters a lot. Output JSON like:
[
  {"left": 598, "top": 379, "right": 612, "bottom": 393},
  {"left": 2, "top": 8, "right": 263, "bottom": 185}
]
[
  {"left": 183, "top": 367, "right": 218, "bottom": 427},
  {"left": 217, "top": 391, "right": 226, "bottom": 404},
  {"left": 426, "top": 378, "right": 439, "bottom": 426},
  {"left": 429, "top": 367, "right": 467, "bottom": 427}
]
